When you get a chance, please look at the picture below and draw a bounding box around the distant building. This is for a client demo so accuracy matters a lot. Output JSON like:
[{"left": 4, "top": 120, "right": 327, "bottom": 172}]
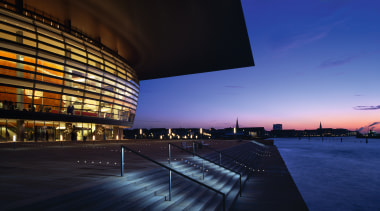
[
  {"left": 273, "top": 124, "right": 282, "bottom": 130},
  {"left": 271, "top": 129, "right": 296, "bottom": 137},
  {"left": 241, "top": 127, "right": 266, "bottom": 138},
  {"left": 270, "top": 122, "right": 353, "bottom": 137}
]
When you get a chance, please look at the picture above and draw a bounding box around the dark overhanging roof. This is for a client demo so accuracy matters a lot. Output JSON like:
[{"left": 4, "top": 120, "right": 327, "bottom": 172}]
[{"left": 23, "top": 0, "right": 254, "bottom": 80}]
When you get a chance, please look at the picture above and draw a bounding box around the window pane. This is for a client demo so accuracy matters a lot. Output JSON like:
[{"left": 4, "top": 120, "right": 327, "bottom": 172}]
[
  {"left": 37, "top": 59, "right": 64, "bottom": 72},
  {"left": 63, "top": 88, "right": 83, "bottom": 96},
  {"left": 39, "top": 43, "right": 65, "bottom": 56},
  {"left": 84, "top": 92, "right": 100, "bottom": 100},
  {"left": 102, "top": 90, "right": 114, "bottom": 98},
  {"left": 83, "top": 98, "right": 99, "bottom": 117},
  {"left": 87, "top": 72, "right": 102, "bottom": 83}
]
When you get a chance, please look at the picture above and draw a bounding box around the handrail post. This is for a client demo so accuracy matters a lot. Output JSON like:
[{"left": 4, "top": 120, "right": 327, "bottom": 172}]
[
  {"left": 240, "top": 174, "right": 242, "bottom": 197},
  {"left": 193, "top": 141, "right": 196, "bottom": 155},
  {"left": 219, "top": 152, "right": 222, "bottom": 165},
  {"left": 121, "top": 146, "right": 124, "bottom": 177},
  {"left": 168, "top": 143, "right": 171, "bottom": 165},
  {"left": 202, "top": 160, "right": 205, "bottom": 180},
  {"left": 223, "top": 195, "right": 226, "bottom": 211},
  {"left": 169, "top": 170, "right": 172, "bottom": 201}
]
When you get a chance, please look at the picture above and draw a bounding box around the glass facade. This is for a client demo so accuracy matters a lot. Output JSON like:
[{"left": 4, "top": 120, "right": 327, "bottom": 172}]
[
  {"left": 0, "top": 7, "right": 139, "bottom": 141},
  {"left": 0, "top": 119, "right": 111, "bottom": 142}
]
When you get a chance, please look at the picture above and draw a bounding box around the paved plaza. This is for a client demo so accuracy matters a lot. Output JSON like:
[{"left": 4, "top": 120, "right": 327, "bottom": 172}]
[{"left": 0, "top": 139, "right": 308, "bottom": 210}]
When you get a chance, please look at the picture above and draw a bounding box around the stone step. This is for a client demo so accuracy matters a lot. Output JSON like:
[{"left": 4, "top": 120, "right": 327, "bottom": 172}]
[{"left": 28, "top": 151, "right": 243, "bottom": 210}]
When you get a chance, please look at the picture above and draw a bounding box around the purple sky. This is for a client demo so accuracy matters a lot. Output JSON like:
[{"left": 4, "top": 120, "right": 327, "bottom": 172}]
[{"left": 133, "top": 0, "right": 380, "bottom": 132}]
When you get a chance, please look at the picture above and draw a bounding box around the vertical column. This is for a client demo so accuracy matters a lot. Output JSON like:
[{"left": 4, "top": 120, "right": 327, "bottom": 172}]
[
  {"left": 97, "top": 48, "right": 105, "bottom": 118},
  {"left": 80, "top": 40, "right": 89, "bottom": 117},
  {"left": 113, "top": 126, "right": 121, "bottom": 140},
  {"left": 59, "top": 33, "right": 68, "bottom": 114},
  {"left": 5, "top": 120, "right": 8, "bottom": 141},
  {"left": 16, "top": 120, "right": 25, "bottom": 142},
  {"left": 65, "top": 123, "right": 72, "bottom": 141},
  {"left": 16, "top": 31, "right": 24, "bottom": 111}
]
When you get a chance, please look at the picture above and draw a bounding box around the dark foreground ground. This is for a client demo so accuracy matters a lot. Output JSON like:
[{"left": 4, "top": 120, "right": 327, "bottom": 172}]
[{"left": 0, "top": 139, "right": 308, "bottom": 210}]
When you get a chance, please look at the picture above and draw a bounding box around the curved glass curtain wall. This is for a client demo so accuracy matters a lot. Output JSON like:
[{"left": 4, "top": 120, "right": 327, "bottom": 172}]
[{"left": 0, "top": 8, "right": 139, "bottom": 124}]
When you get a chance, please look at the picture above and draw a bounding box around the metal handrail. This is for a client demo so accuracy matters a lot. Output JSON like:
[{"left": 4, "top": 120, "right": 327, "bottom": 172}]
[
  {"left": 202, "top": 144, "right": 254, "bottom": 175},
  {"left": 120, "top": 145, "right": 226, "bottom": 211},
  {"left": 170, "top": 143, "right": 241, "bottom": 176},
  {"left": 169, "top": 143, "right": 242, "bottom": 197}
]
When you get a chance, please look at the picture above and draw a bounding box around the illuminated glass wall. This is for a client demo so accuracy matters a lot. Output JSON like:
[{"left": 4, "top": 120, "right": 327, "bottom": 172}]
[{"left": 0, "top": 8, "right": 139, "bottom": 126}]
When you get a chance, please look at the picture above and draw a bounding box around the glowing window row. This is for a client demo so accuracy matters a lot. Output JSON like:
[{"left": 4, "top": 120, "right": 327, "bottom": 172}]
[
  {"left": 0, "top": 49, "right": 139, "bottom": 103},
  {"left": 0, "top": 85, "right": 136, "bottom": 122},
  {"left": 0, "top": 12, "right": 139, "bottom": 86}
]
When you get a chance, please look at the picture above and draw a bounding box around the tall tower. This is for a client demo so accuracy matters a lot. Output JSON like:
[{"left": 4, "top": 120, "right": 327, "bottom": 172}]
[
  {"left": 320, "top": 122, "right": 322, "bottom": 130},
  {"left": 236, "top": 118, "right": 239, "bottom": 130}
]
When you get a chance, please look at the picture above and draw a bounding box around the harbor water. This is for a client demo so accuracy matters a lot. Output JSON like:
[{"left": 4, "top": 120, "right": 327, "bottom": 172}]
[{"left": 275, "top": 137, "right": 380, "bottom": 211}]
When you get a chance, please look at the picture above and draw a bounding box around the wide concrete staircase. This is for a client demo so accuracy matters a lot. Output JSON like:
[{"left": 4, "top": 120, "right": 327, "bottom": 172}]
[
  {"left": 202, "top": 141, "right": 275, "bottom": 176},
  {"left": 19, "top": 141, "right": 268, "bottom": 210}
]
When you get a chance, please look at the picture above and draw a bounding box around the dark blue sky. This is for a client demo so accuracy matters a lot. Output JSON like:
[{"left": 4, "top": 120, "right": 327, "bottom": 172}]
[{"left": 133, "top": 0, "right": 380, "bottom": 132}]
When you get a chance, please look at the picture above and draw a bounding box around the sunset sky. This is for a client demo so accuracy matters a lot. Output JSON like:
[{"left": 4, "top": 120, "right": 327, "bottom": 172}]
[{"left": 133, "top": 0, "right": 380, "bottom": 133}]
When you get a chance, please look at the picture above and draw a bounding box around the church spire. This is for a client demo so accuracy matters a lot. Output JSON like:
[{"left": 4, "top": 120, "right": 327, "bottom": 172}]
[
  {"left": 320, "top": 121, "right": 322, "bottom": 130},
  {"left": 236, "top": 118, "right": 239, "bottom": 130}
]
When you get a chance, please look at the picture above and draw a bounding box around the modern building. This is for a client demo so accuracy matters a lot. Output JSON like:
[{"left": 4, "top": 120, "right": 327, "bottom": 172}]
[
  {"left": 273, "top": 124, "right": 282, "bottom": 130},
  {"left": 0, "top": 0, "right": 254, "bottom": 142}
]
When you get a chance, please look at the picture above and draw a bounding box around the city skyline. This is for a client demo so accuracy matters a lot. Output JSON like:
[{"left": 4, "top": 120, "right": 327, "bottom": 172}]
[{"left": 133, "top": 0, "right": 380, "bottom": 133}]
